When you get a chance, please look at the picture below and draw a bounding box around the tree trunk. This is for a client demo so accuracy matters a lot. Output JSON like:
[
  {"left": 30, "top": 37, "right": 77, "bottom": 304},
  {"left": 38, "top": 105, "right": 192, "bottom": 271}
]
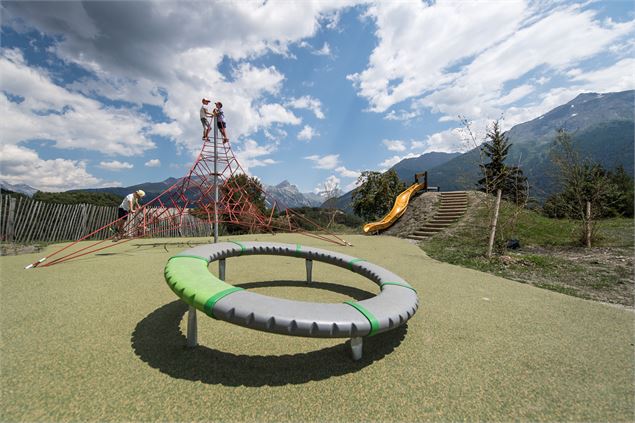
[
  {"left": 585, "top": 201, "right": 592, "bottom": 248},
  {"left": 487, "top": 189, "right": 502, "bottom": 258}
]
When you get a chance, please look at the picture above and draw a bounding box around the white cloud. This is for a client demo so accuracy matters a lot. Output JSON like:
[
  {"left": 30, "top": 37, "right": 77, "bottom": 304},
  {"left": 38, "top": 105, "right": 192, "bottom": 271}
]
[
  {"left": 385, "top": 109, "right": 419, "bottom": 121},
  {"left": 264, "top": 127, "right": 288, "bottom": 141},
  {"left": 377, "top": 128, "right": 466, "bottom": 168},
  {"left": 298, "top": 125, "right": 319, "bottom": 141},
  {"left": 259, "top": 103, "right": 302, "bottom": 126},
  {"left": 314, "top": 42, "right": 332, "bottom": 56},
  {"left": 233, "top": 139, "right": 279, "bottom": 174},
  {"left": 350, "top": 1, "right": 635, "bottom": 131},
  {"left": 151, "top": 122, "right": 183, "bottom": 139},
  {"left": 348, "top": 1, "right": 527, "bottom": 112},
  {"left": 496, "top": 84, "right": 535, "bottom": 107},
  {"left": 314, "top": 175, "right": 341, "bottom": 194},
  {"left": 423, "top": 128, "right": 466, "bottom": 153},
  {"left": 382, "top": 139, "right": 406, "bottom": 152},
  {"left": 286, "top": 95, "right": 325, "bottom": 119},
  {"left": 99, "top": 160, "right": 134, "bottom": 171},
  {"left": 379, "top": 154, "right": 416, "bottom": 169},
  {"left": 303, "top": 156, "right": 359, "bottom": 179},
  {"left": 335, "top": 166, "right": 360, "bottom": 179},
  {"left": 1, "top": 1, "right": 363, "bottom": 160},
  {"left": 0, "top": 49, "right": 156, "bottom": 156},
  {"left": 304, "top": 154, "right": 340, "bottom": 170},
  {"left": 570, "top": 58, "right": 635, "bottom": 92},
  {"left": 145, "top": 159, "right": 161, "bottom": 168},
  {"left": 0, "top": 144, "right": 116, "bottom": 192}
]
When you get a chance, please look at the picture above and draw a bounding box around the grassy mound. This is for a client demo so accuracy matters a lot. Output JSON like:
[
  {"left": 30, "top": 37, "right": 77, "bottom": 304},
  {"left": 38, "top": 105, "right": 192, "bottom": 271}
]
[
  {"left": 421, "top": 194, "right": 634, "bottom": 306},
  {"left": 1, "top": 234, "right": 633, "bottom": 421}
]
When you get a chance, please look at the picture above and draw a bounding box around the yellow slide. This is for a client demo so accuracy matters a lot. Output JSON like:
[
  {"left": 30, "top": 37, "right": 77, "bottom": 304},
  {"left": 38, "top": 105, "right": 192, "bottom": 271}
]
[{"left": 363, "top": 183, "right": 427, "bottom": 233}]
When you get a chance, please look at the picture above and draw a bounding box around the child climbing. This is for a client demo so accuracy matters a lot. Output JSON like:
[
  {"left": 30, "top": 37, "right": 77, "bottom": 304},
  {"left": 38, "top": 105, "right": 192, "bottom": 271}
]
[
  {"left": 200, "top": 98, "right": 213, "bottom": 140},
  {"left": 213, "top": 101, "right": 229, "bottom": 143}
]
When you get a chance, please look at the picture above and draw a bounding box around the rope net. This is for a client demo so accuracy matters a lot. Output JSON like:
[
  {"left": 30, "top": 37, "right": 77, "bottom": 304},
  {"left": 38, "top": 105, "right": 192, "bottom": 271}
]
[{"left": 28, "top": 131, "right": 349, "bottom": 268}]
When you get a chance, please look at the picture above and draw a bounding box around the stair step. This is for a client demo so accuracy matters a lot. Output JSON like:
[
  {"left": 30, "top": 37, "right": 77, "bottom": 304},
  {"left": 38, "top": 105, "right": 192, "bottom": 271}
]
[
  {"left": 412, "top": 230, "right": 438, "bottom": 236},
  {"left": 438, "top": 207, "right": 467, "bottom": 211},
  {"left": 424, "top": 223, "right": 450, "bottom": 228},
  {"left": 430, "top": 218, "right": 458, "bottom": 224},
  {"left": 440, "top": 201, "right": 467, "bottom": 205},
  {"left": 435, "top": 213, "right": 462, "bottom": 218},
  {"left": 413, "top": 225, "right": 446, "bottom": 234},
  {"left": 407, "top": 235, "right": 431, "bottom": 240}
]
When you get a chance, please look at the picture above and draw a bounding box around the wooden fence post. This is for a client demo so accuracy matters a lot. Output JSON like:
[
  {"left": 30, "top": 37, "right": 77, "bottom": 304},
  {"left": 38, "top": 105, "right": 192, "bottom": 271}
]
[
  {"left": 487, "top": 189, "right": 502, "bottom": 259},
  {"left": 24, "top": 200, "right": 42, "bottom": 244},
  {"left": 6, "top": 197, "right": 16, "bottom": 243}
]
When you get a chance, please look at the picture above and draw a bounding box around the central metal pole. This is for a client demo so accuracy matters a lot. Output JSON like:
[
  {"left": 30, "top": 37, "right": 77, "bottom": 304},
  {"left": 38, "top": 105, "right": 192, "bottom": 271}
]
[{"left": 213, "top": 115, "right": 219, "bottom": 243}]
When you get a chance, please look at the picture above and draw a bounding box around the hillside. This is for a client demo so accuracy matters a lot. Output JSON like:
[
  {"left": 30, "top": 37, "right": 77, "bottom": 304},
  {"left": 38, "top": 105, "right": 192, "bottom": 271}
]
[
  {"left": 391, "top": 152, "right": 461, "bottom": 184},
  {"left": 427, "top": 90, "right": 634, "bottom": 197},
  {"left": 334, "top": 90, "right": 634, "bottom": 211}
]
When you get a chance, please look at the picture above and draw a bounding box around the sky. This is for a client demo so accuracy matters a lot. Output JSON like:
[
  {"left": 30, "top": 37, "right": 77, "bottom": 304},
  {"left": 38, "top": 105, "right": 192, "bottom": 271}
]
[{"left": 1, "top": 0, "right": 633, "bottom": 194}]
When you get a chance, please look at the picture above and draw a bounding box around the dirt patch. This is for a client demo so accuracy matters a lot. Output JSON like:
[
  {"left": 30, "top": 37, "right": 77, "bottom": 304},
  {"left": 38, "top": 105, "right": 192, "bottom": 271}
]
[
  {"left": 505, "top": 245, "right": 635, "bottom": 307},
  {"left": 0, "top": 243, "right": 44, "bottom": 256}
]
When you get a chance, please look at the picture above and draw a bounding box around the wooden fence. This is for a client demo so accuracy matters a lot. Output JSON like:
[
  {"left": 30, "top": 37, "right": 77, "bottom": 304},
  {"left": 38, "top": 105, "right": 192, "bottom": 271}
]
[{"left": 0, "top": 195, "right": 213, "bottom": 244}]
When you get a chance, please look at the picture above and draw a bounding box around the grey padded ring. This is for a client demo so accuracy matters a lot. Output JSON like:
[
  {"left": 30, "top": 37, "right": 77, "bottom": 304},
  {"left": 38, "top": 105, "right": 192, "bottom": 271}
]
[{"left": 171, "top": 241, "right": 419, "bottom": 338}]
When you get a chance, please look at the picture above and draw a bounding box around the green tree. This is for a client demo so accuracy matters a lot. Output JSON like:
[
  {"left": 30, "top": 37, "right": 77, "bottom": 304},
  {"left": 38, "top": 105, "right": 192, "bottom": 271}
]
[
  {"left": 606, "top": 165, "right": 634, "bottom": 217},
  {"left": 477, "top": 120, "right": 528, "bottom": 204},
  {"left": 221, "top": 173, "right": 266, "bottom": 213},
  {"left": 33, "top": 191, "right": 122, "bottom": 206},
  {"left": 352, "top": 170, "right": 405, "bottom": 221},
  {"left": 546, "top": 129, "right": 621, "bottom": 246},
  {"left": 219, "top": 173, "right": 267, "bottom": 234},
  {"left": 0, "top": 188, "right": 28, "bottom": 199}
]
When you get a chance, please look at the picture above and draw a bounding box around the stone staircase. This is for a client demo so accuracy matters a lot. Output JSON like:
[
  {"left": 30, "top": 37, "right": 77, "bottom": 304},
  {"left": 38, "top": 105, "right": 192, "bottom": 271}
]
[{"left": 407, "top": 191, "right": 468, "bottom": 241}]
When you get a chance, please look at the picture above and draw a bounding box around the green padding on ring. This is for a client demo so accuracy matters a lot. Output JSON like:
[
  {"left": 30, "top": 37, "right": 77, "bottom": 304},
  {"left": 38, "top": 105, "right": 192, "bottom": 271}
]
[
  {"left": 203, "top": 287, "right": 244, "bottom": 318},
  {"left": 381, "top": 281, "right": 417, "bottom": 293},
  {"left": 344, "top": 301, "right": 380, "bottom": 336},
  {"left": 168, "top": 254, "right": 209, "bottom": 263},
  {"left": 295, "top": 243, "right": 302, "bottom": 257},
  {"left": 348, "top": 258, "right": 366, "bottom": 271},
  {"left": 229, "top": 241, "right": 246, "bottom": 255},
  {"left": 164, "top": 257, "right": 236, "bottom": 312}
]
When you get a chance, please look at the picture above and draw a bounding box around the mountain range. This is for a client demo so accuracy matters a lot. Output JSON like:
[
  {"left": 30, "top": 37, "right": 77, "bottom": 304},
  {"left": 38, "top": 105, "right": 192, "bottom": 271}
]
[
  {"left": 424, "top": 90, "right": 634, "bottom": 198},
  {"left": 4, "top": 90, "right": 632, "bottom": 210},
  {"left": 0, "top": 180, "right": 39, "bottom": 197}
]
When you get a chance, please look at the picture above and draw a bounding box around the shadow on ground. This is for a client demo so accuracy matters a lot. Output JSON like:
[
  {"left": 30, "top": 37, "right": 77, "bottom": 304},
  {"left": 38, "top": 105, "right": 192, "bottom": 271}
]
[{"left": 132, "top": 280, "right": 407, "bottom": 386}]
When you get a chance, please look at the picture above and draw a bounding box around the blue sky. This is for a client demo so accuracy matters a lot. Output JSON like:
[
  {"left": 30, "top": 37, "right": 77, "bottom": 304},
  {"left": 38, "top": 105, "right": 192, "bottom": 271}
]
[{"left": 1, "top": 1, "right": 633, "bottom": 194}]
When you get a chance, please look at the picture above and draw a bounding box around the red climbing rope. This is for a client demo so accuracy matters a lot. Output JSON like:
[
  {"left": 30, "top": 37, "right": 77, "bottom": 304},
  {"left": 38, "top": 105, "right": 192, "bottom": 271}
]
[{"left": 27, "top": 131, "right": 349, "bottom": 269}]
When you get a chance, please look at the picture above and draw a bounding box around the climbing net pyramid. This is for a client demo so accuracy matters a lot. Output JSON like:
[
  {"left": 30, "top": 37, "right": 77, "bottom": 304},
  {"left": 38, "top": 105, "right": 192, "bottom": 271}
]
[{"left": 28, "top": 127, "right": 348, "bottom": 268}]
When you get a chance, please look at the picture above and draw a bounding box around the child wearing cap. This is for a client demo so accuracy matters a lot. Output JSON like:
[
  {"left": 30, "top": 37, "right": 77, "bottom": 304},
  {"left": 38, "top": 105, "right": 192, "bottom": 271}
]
[
  {"left": 114, "top": 190, "right": 145, "bottom": 240},
  {"left": 213, "top": 101, "right": 229, "bottom": 143},
  {"left": 200, "top": 98, "right": 213, "bottom": 140}
]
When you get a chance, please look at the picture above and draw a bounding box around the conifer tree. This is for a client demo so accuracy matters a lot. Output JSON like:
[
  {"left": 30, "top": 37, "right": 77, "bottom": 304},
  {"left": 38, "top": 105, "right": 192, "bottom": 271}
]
[{"left": 477, "top": 120, "right": 528, "bottom": 204}]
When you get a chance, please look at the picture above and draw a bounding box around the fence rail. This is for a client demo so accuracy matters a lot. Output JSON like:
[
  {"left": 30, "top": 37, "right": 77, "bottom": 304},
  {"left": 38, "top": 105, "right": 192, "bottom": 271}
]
[{"left": 0, "top": 195, "right": 213, "bottom": 243}]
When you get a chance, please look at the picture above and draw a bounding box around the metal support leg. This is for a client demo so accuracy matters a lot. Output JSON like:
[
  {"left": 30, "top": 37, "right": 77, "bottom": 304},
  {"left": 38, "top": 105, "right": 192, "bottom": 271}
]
[
  {"left": 219, "top": 259, "right": 226, "bottom": 281},
  {"left": 187, "top": 306, "right": 198, "bottom": 348},
  {"left": 305, "top": 259, "right": 313, "bottom": 283},
  {"left": 351, "top": 337, "right": 363, "bottom": 360}
]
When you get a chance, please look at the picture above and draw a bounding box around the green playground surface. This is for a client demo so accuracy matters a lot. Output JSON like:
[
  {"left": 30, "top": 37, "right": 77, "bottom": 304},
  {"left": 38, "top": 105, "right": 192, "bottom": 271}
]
[{"left": 1, "top": 234, "right": 633, "bottom": 421}]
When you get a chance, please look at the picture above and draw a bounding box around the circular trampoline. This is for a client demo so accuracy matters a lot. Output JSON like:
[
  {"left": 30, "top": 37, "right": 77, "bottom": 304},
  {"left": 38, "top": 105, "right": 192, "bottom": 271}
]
[{"left": 164, "top": 241, "right": 418, "bottom": 360}]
